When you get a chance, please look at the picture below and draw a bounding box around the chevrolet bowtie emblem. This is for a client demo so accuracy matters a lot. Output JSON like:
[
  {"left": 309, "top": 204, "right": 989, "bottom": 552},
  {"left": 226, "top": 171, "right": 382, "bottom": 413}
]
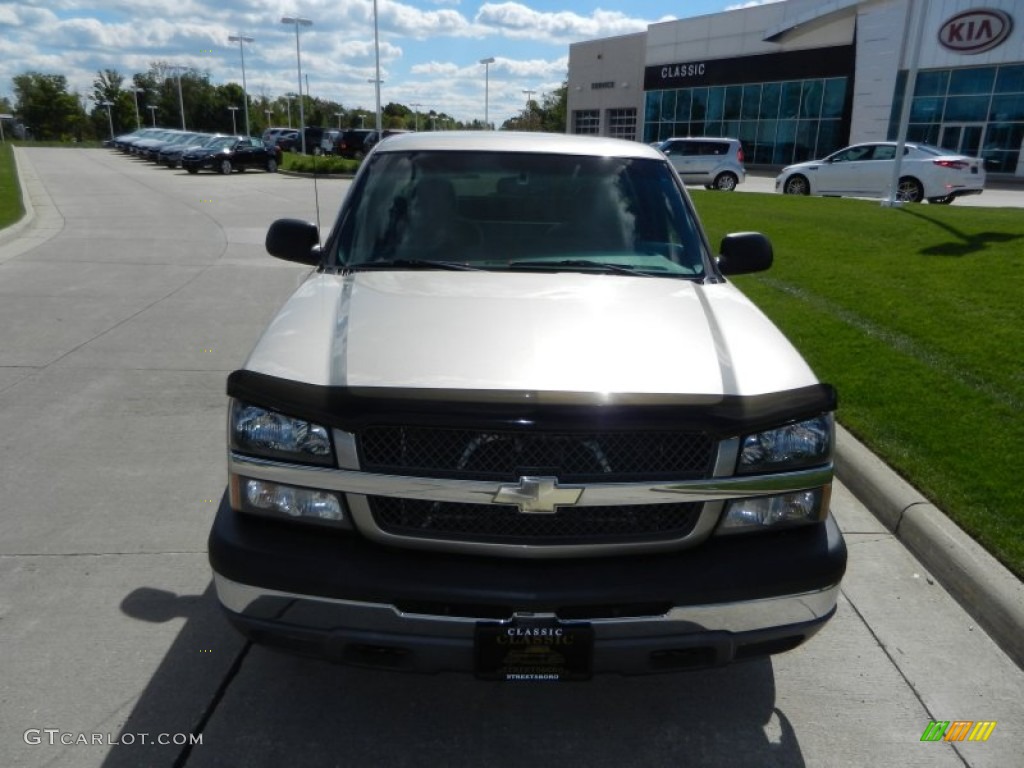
[{"left": 492, "top": 476, "right": 583, "bottom": 514}]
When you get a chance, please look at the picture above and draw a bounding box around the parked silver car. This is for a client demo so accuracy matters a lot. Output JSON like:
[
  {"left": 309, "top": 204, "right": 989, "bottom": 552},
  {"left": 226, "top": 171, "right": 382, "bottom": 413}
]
[{"left": 655, "top": 137, "right": 747, "bottom": 191}]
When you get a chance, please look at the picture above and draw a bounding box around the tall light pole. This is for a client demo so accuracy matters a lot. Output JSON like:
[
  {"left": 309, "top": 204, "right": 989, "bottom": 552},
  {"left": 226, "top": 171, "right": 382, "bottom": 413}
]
[
  {"left": 228, "top": 34, "right": 254, "bottom": 138},
  {"left": 480, "top": 57, "right": 495, "bottom": 130},
  {"left": 166, "top": 65, "right": 187, "bottom": 129},
  {"left": 334, "top": 111, "right": 343, "bottom": 129},
  {"left": 522, "top": 89, "right": 535, "bottom": 130},
  {"left": 281, "top": 16, "right": 313, "bottom": 153},
  {"left": 410, "top": 103, "right": 422, "bottom": 132},
  {"left": 372, "top": 0, "right": 382, "bottom": 133},
  {"left": 132, "top": 87, "right": 144, "bottom": 129},
  {"left": 147, "top": 105, "right": 157, "bottom": 126},
  {"left": 98, "top": 100, "right": 114, "bottom": 140},
  {"left": 228, "top": 106, "right": 239, "bottom": 135}
]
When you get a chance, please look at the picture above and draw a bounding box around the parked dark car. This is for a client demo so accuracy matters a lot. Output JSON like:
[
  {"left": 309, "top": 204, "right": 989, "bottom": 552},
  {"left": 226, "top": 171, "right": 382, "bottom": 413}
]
[
  {"left": 362, "top": 128, "right": 412, "bottom": 155},
  {"left": 139, "top": 131, "right": 202, "bottom": 162},
  {"left": 158, "top": 133, "right": 220, "bottom": 168},
  {"left": 330, "top": 128, "right": 373, "bottom": 159},
  {"left": 181, "top": 136, "right": 281, "bottom": 174}
]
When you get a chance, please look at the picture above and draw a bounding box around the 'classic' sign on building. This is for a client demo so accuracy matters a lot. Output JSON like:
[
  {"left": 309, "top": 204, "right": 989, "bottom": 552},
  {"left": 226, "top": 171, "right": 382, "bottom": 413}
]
[{"left": 938, "top": 9, "right": 1013, "bottom": 54}]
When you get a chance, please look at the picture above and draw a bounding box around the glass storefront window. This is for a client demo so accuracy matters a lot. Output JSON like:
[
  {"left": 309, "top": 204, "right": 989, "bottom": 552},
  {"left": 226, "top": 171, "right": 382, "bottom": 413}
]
[
  {"left": 822, "top": 78, "right": 846, "bottom": 119},
  {"left": 644, "top": 75, "right": 849, "bottom": 166},
  {"left": 944, "top": 95, "right": 991, "bottom": 122},
  {"left": 706, "top": 88, "right": 724, "bottom": 122},
  {"left": 915, "top": 70, "right": 949, "bottom": 97},
  {"left": 990, "top": 94, "right": 1024, "bottom": 122},
  {"left": 675, "top": 90, "right": 691, "bottom": 122},
  {"left": 995, "top": 65, "right": 1024, "bottom": 94},
  {"left": 660, "top": 90, "right": 677, "bottom": 123},
  {"left": 645, "top": 92, "right": 661, "bottom": 124},
  {"left": 780, "top": 82, "right": 801, "bottom": 119},
  {"left": 690, "top": 88, "right": 708, "bottom": 121},
  {"left": 948, "top": 67, "right": 995, "bottom": 95},
  {"left": 742, "top": 84, "right": 762, "bottom": 120},
  {"left": 910, "top": 96, "right": 943, "bottom": 122},
  {"left": 724, "top": 86, "right": 742, "bottom": 120},
  {"left": 800, "top": 81, "right": 823, "bottom": 118},
  {"left": 761, "top": 82, "right": 781, "bottom": 120}
]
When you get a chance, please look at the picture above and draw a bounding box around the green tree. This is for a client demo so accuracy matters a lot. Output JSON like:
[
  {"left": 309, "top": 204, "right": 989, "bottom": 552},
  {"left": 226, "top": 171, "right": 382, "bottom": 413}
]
[{"left": 12, "top": 72, "right": 86, "bottom": 140}]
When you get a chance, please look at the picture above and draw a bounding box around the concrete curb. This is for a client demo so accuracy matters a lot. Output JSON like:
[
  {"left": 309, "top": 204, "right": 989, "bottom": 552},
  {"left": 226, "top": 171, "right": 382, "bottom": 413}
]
[{"left": 835, "top": 425, "right": 1024, "bottom": 669}]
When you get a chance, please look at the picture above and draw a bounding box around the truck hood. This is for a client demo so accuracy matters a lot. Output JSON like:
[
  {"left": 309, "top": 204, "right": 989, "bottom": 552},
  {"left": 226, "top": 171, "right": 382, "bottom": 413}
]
[{"left": 243, "top": 270, "right": 818, "bottom": 397}]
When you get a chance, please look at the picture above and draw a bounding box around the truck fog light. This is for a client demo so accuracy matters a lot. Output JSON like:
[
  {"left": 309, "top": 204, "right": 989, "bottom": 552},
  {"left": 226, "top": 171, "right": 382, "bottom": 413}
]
[
  {"left": 240, "top": 478, "right": 349, "bottom": 527},
  {"left": 718, "top": 486, "right": 829, "bottom": 533}
]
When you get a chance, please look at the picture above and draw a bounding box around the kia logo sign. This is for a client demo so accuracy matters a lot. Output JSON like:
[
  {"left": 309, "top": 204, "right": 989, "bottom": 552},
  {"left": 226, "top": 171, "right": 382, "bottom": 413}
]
[{"left": 938, "top": 9, "right": 1013, "bottom": 54}]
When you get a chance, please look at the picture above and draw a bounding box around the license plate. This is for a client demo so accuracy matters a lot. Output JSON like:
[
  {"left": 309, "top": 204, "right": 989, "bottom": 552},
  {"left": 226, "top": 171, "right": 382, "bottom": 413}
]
[{"left": 475, "top": 620, "right": 593, "bottom": 681}]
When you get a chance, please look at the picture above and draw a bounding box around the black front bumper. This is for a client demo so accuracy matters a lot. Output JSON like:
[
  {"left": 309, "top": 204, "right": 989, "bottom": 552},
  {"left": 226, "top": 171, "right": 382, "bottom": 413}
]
[{"left": 208, "top": 495, "right": 846, "bottom": 674}]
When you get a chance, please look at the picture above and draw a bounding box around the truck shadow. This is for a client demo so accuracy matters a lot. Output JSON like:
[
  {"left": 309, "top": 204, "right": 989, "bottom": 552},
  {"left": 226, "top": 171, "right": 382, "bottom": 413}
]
[{"left": 106, "top": 585, "right": 806, "bottom": 768}]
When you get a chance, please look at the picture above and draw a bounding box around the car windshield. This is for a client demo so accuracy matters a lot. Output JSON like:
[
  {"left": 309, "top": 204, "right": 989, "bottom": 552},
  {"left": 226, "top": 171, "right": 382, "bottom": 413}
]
[
  {"left": 208, "top": 137, "right": 235, "bottom": 150},
  {"left": 331, "top": 150, "right": 708, "bottom": 277}
]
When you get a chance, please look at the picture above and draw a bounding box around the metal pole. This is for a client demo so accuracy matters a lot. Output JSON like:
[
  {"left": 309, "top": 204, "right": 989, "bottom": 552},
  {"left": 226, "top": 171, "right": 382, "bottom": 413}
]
[
  {"left": 281, "top": 17, "right": 312, "bottom": 153},
  {"left": 229, "top": 35, "right": 254, "bottom": 137},
  {"left": 480, "top": 57, "right": 495, "bottom": 130},
  {"left": 373, "top": 0, "right": 382, "bottom": 133},
  {"left": 884, "top": 0, "right": 927, "bottom": 206}
]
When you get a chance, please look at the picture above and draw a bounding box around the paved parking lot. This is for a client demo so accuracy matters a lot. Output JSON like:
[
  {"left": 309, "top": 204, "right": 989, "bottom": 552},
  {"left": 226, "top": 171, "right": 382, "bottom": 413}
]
[{"left": 1, "top": 148, "right": 1021, "bottom": 768}]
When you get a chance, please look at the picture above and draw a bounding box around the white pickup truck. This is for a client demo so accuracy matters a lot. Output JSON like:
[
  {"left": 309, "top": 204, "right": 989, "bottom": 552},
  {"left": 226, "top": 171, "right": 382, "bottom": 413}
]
[{"left": 209, "top": 132, "right": 845, "bottom": 680}]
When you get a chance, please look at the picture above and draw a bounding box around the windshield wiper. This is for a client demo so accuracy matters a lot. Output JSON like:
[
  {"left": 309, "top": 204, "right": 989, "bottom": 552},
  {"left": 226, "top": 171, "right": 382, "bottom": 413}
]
[
  {"left": 348, "top": 259, "right": 481, "bottom": 271},
  {"left": 508, "top": 259, "right": 659, "bottom": 277}
]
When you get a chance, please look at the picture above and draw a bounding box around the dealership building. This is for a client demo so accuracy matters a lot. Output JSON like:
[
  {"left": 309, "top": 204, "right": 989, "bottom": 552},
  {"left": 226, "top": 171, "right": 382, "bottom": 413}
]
[{"left": 566, "top": 0, "right": 1024, "bottom": 176}]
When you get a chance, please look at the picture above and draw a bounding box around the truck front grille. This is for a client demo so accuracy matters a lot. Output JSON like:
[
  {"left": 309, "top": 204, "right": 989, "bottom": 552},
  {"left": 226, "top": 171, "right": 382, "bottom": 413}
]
[
  {"left": 359, "top": 427, "right": 714, "bottom": 481},
  {"left": 367, "top": 497, "right": 703, "bottom": 544}
]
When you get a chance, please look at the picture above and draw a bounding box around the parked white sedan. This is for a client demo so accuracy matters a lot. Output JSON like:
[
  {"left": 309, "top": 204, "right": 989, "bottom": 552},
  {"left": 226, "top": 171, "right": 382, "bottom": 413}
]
[{"left": 775, "top": 142, "right": 985, "bottom": 204}]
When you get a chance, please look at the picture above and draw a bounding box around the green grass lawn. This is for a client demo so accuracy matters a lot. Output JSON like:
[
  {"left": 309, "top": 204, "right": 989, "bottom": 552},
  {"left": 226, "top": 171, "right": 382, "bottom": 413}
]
[
  {"left": 0, "top": 142, "right": 25, "bottom": 229},
  {"left": 693, "top": 190, "right": 1024, "bottom": 579}
]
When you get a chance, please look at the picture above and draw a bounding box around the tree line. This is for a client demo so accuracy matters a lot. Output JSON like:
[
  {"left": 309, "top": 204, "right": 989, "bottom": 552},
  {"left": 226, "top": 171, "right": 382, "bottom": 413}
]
[{"left": 4, "top": 65, "right": 568, "bottom": 142}]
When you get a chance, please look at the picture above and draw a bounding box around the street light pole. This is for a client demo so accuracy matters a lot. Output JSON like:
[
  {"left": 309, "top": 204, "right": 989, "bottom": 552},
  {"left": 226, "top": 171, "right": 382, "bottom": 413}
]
[
  {"left": 98, "top": 100, "right": 114, "bottom": 141},
  {"left": 522, "top": 89, "right": 534, "bottom": 130},
  {"left": 372, "top": 0, "right": 383, "bottom": 133},
  {"left": 147, "top": 105, "right": 157, "bottom": 126},
  {"left": 479, "top": 57, "right": 495, "bottom": 130},
  {"left": 410, "top": 103, "right": 422, "bottom": 132},
  {"left": 335, "top": 112, "right": 343, "bottom": 129},
  {"left": 228, "top": 106, "right": 239, "bottom": 135},
  {"left": 132, "top": 87, "right": 144, "bottom": 129},
  {"left": 281, "top": 16, "right": 313, "bottom": 153},
  {"left": 228, "top": 34, "right": 254, "bottom": 138}
]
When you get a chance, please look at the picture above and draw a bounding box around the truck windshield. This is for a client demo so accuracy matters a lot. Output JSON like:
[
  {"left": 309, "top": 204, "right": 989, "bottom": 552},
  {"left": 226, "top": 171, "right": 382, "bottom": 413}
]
[{"left": 332, "top": 151, "right": 708, "bottom": 277}]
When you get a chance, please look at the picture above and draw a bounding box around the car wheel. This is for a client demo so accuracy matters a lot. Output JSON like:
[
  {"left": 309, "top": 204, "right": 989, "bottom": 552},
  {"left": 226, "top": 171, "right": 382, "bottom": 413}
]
[
  {"left": 219, "top": 159, "right": 232, "bottom": 175},
  {"left": 186, "top": 167, "right": 198, "bottom": 175},
  {"left": 897, "top": 177, "right": 924, "bottom": 203},
  {"left": 713, "top": 172, "right": 739, "bottom": 191},
  {"left": 313, "top": 147, "right": 323, "bottom": 156},
  {"left": 266, "top": 158, "right": 278, "bottom": 173},
  {"left": 783, "top": 175, "right": 810, "bottom": 195},
  {"left": 927, "top": 195, "right": 954, "bottom": 205}
]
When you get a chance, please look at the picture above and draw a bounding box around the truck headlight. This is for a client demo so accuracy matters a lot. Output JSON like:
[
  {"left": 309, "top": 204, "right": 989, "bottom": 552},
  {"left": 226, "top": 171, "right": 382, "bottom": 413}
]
[
  {"left": 230, "top": 400, "right": 333, "bottom": 466},
  {"left": 737, "top": 414, "right": 833, "bottom": 474},
  {"left": 234, "top": 477, "right": 350, "bottom": 528},
  {"left": 718, "top": 486, "right": 830, "bottom": 533}
]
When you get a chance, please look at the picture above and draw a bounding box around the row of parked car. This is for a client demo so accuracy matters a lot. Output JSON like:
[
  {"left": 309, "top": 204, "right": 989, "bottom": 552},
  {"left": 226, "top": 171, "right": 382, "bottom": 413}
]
[
  {"left": 106, "top": 128, "right": 282, "bottom": 174},
  {"left": 262, "top": 126, "right": 411, "bottom": 159}
]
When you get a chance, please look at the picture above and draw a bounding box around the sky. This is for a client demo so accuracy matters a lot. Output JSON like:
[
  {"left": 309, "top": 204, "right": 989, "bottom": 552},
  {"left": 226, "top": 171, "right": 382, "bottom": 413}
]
[{"left": 0, "top": 0, "right": 781, "bottom": 125}]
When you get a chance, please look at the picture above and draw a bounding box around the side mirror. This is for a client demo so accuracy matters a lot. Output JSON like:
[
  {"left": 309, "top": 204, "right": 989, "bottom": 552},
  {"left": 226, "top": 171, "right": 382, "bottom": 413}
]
[
  {"left": 717, "top": 232, "right": 773, "bottom": 275},
  {"left": 266, "top": 218, "right": 320, "bottom": 266}
]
